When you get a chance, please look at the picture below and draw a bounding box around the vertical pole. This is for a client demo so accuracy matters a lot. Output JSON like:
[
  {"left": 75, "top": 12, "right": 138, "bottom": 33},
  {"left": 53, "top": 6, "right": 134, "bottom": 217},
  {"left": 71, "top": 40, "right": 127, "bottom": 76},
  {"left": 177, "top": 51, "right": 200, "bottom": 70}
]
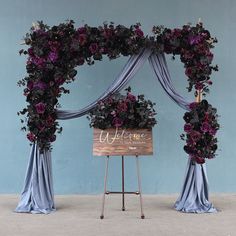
[
  {"left": 195, "top": 89, "right": 202, "bottom": 103},
  {"left": 100, "top": 156, "right": 109, "bottom": 219},
  {"left": 122, "top": 155, "right": 125, "bottom": 211},
  {"left": 136, "top": 155, "right": 145, "bottom": 219}
]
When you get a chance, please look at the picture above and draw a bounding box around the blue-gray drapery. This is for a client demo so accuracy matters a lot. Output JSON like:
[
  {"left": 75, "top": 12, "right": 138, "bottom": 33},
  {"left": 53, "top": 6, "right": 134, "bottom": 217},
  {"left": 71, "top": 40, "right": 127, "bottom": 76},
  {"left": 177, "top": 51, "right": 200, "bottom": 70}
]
[
  {"left": 15, "top": 48, "right": 216, "bottom": 214},
  {"left": 174, "top": 159, "right": 217, "bottom": 213},
  {"left": 15, "top": 143, "right": 55, "bottom": 214}
]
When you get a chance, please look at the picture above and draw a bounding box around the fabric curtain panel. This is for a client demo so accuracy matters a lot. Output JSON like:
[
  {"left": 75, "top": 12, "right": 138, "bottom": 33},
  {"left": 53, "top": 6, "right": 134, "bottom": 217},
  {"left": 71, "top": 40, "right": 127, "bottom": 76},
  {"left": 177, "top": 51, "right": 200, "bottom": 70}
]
[
  {"left": 15, "top": 49, "right": 216, "bottom": 214},
  {"left": 15, "top": 143, "right": 55, "bottom": 214}
]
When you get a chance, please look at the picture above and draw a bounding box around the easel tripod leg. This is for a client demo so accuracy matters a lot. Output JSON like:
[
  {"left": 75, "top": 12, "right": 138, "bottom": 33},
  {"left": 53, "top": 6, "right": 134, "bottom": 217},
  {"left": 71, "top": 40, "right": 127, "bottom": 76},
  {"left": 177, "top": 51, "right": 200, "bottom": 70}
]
[
  {"left": 100, "top": 156, "right": 109, "bottom": 219},
  {"left": 122, "top": 155, "right": 125, "bottom": 211},
  {"left": 136, "top": 155, "right": 145, "bottom": 219}
]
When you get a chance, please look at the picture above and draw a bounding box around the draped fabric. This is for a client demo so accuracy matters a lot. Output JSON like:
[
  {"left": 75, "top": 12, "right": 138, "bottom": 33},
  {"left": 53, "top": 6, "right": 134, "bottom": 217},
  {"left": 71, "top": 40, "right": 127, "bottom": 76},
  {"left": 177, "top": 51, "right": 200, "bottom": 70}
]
[
  {"left": 15, "top": 49, "right": 216, "bottom": 214},
  {"left": 174, "top": 159, "right": 217, "bottom": 213},
  {"left": 15, "top": 143, "right": 55, "bottom": 214}
]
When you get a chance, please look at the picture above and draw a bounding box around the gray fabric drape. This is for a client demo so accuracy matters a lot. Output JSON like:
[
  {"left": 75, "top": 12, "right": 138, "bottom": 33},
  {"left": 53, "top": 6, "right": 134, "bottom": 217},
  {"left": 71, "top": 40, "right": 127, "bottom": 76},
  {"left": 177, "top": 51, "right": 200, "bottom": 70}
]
[
  {"left": 148, "top": 53, "right": 216, "bottom": 213},
  {"left": 16, "top": 49, "right": 216, "bottom": 214},
  {"left": 15, "top": 143, "right": 55, "bottom": 214},
  {"left": 149, "top": 53, "right": 191, "bottom": 110},
  {"left": 57, "top": 48, "right": 152, "bottom": 120},
  {"left": 174, "top": 159, "right": 217, "bottom": 213}
]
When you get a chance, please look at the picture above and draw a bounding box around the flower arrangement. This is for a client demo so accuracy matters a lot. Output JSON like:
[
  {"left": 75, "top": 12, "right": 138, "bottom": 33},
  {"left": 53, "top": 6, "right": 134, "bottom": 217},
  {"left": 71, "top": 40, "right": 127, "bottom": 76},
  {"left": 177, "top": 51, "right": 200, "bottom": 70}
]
[
  {"left": 181, "top": 100, "right": 220, "bottom": 164},
  {"left": 17, "top": 20, "right": 217, "bottom": 151},
  {"left": 87, "top": 87, "right": 157, "bottom": 129}
]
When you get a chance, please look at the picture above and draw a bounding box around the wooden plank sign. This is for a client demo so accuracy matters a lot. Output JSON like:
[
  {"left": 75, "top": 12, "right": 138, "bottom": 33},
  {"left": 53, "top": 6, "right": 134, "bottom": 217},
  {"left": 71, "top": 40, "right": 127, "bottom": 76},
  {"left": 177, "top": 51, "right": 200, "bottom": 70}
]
[{"left": 93, "top": 128, "right": 153, "bottom": 156}]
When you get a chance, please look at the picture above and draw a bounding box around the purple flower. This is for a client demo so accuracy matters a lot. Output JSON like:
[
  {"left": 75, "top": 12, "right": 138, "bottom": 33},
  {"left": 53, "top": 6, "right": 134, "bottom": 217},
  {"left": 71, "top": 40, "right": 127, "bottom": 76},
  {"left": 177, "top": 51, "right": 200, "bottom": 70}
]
[
  {"left": 49, "top": 135, "right": 56, "bottom": 142},
  {"left": 89, "top": 43, "right": 99, "bottom": 54},
  {"left": 35, "top": 102, "right": 46, "bottom": 114},
  {"left": 188, "top": 35, "right": 202, "bottom": 45},
  {"left": 209, "top": 128, "right": 217, "bottom": 135},
  {"left": 195, "top": 83, "right": 204, "bottom": 90},
  {"left": 32, "top": 57, "right": 45, "bottom": 67},
  {"left": 127, "top": 93, "right": 136, "bottom": 102},
  {"left": 77, "top": 27, "right": 86, "bottom": 34},
  {"left": 189, "top": 102, "right": 198, "bottom": 110},
  {"left": 190, "top": 131, "right": 201, "bottom": 141},
  {"left": 34, "top": 81, "right": 47, "bottom": 90},
  {"left": 117, "top": 102, "right": 128, "bottom": 112},
  {"left": 201, "top": 122, "right": 211, "bottom": 133},
  {"left": 185, "top": 67, "right": 193, "bottom": 77},
  {"left": 184, "top": 123, "right": 192, "bottom": 133},
  {"left": 135, "top": 28, "right": 144, "bottom": 37},
  {"left": 112, "top": 117, "right": 123, "bottom": 128},
  {"left": 27, "top": 81, "right": 34, "bottom": 90},
  {"left": 48, "top": 52, "right": 58, "bottom": 62},
  {"left": 27, "top": 132, "right": 36, "bottom": 142},
  {"left": 79, "top": 34, "right": 87, "bottom": 45}
]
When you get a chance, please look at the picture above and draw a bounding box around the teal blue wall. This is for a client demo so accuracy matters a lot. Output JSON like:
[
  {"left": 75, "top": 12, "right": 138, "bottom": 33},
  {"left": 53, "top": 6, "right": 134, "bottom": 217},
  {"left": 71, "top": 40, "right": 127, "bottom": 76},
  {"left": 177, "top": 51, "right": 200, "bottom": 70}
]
[{"left": 0, "top": 0, "right": 235, "bottom": 194}]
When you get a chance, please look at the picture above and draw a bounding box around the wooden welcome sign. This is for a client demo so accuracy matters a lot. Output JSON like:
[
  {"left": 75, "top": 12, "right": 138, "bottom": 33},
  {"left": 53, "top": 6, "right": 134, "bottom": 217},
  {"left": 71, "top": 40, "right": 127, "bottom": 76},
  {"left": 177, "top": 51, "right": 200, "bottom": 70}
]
[{"left": 93, "top": 128, "right": 153, "bottom": 156}]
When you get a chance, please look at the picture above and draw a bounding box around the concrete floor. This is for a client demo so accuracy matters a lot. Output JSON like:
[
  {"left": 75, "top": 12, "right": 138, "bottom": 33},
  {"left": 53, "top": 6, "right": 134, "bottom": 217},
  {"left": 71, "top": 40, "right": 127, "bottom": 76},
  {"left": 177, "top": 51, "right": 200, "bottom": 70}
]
[{"left": 0, "top": 194, "right": 235, "bottom": 236}]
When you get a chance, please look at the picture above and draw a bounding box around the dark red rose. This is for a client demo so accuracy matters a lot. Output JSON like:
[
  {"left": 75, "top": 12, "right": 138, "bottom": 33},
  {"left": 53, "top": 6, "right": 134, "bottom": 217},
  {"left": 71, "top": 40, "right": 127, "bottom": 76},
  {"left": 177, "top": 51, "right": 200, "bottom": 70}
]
[
  {"left": 34, "top": 81, "right": 47, "bottom": 90},
  {"left": 112, "top": 117, "right": 123, "bottom": 128},
  {"left": 126, "top": 92, "right": 136, "bottom": 102},
  {"left": 77, "top": 27, "right": 86, "bottom": 34},
  {"left": 79, "top": 34, "right": 87, "bottom": 45},
  {"left": 27, "top": 132, "right": 36, "bottom": 142},
  {"left": 89, "top": 43, "right": 99, "bottom": 54},
  {"left": 185, "top": 67, "right": 193, "bottom": 77},
  {"left": 48, "top": 51, "right": 58, "bottom": 62},
  {"left": 49, "top": 135, "right": 56, "bottom": 142},
  {"left": 46, "top": 115, "right": 55, "bottom": 127},
  {"left": 117, "top": 102, "right": 128, "bottom": 112},
  {"left": 27, "top": 81, "right": 34, "bottom": 90},
  {"left": 195, "top": 156, "right": 205, "bottom": 164},
  {"left": 35, "top": 102, "right": 46, "bottom": 114},
  {"left": 189, "top": 102, "right": 198, "bottom": 110},
  {"left": 184, "top": 123, "right": 192, "bottom": 133},
  {"left": 135, "top": 28, "right": 144, "bottom": 37}
]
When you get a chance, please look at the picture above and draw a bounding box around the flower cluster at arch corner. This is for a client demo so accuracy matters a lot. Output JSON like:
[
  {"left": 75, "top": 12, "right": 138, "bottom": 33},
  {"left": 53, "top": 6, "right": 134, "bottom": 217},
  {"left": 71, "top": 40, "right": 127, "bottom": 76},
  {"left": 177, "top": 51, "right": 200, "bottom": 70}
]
[
  {"left": 87, "top": 87, "right": 157, "bottom": 130},
  {"left": 181, "top": 100, "right": 220, "bottom": 164},
  {"left": 17, "top": 20, "right": 218, "bottom": 151}
]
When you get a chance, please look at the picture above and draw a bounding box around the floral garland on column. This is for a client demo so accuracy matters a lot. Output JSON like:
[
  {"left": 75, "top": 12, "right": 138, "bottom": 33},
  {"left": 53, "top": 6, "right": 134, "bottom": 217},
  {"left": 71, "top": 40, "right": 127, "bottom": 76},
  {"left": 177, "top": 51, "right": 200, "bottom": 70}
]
[{"left": 18, "top": 20, "right": 218, "bottom": 161}]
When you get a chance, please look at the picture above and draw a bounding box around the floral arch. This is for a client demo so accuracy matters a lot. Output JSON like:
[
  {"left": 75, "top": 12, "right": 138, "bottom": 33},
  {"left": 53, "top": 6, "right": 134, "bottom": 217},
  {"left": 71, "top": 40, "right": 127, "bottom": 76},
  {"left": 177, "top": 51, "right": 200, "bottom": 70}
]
[{"left": 16, "top": 20, "right": 219, "bottom": 214}]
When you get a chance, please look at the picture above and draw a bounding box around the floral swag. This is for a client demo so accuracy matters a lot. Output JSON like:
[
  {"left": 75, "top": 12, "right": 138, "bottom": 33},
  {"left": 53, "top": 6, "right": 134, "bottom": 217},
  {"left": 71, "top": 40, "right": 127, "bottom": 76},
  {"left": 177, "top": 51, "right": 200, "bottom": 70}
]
[{"left": 17, "top": 20, "right": 219, "bottom": 163}]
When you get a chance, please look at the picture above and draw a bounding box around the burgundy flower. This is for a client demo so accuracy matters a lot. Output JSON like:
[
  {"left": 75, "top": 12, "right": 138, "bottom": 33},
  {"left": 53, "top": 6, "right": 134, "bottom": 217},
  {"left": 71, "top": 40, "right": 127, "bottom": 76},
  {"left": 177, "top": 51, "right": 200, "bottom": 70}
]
[
  {"left": 104, "top": 29, "right": 113, "bottom": 39},
  {"left": 34, "top": 81, "right": 47, "bottom": 90},
  {"left": 28, "top": 48, "right": 34, "bottom": 56},
  {"left": 184, "top": 123, "right": 192, "bottom": 133},
  {"left": 79, "top": 34, "right": 87, "bottom": 45},
  {"left": 27, "top": 81, "right": 34, "bottom": 90},
  {"left": 185, "top": 67, "right": 193, "bottom": 77},
  {"left": 209, "top": 128, "right": 217, "bottom": 135},
  {"left": 195, "top": 83, "right": 204, "bottom": 90},
  {"left": 188, "top": 35, "right": 202, "bottom": 45},
  {"left": 77, "top": 27, "right": 86, "bottom": 34},
  {"left": 46, "top": 115, "right": 55, "bottom": 127},
  {"left": 117, "top": 102, "right": 128, "bottom": 112},
  {"left": 89, "top": 43, "right": 99, "bottom": 54},
  {"left": 48, "top": 51, "right": 58, "bottom": 62},
  {"left": 135, "top": 28, "right": 144, "bottom": 37},
  {"left": 32, "top": 57, "right": 45, "bottom": 67},
  {"left": 127, "top": 93, "right": 136, "bottom": 102},
  {"left": 190, "top": 131, "right": 201, "bottom": 141},
  {"left": 55, "top": 77, "right": 65, "bottom": 86},
  {"left": 35, "top": 102, "right": 46, "bottom": 114},
  {"left": 112, "top": 117, "right": 123, "bottom": 128},
  {"left": 49, "top": 135, "right": 56, "bottom": 142},
  {"left": 201, "top": 122, "right": 211, "bottom": 133},
  {"left": 27, "top": 132, "right": 36, "bottom": 142},
  {"left": 189, "top": 102, "right": 198, "bottom": 110},
  {"left": 194, "top": 156, "right": 205, "bottom": 164}
]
